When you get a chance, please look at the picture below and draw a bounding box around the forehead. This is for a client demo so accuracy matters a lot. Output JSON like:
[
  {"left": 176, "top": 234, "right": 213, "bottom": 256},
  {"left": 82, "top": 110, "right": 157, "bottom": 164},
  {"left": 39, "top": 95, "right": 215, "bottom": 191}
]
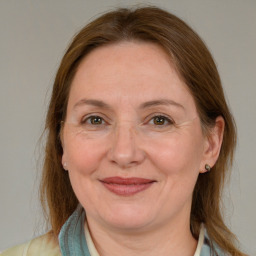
[{"left": 68, "top": 42, "right": 196, "bottom": 113}]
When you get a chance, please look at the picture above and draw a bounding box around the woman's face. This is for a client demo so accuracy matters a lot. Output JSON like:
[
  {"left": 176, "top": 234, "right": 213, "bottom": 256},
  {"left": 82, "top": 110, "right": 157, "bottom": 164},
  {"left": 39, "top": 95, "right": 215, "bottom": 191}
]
[{"left": 62, "top": 42, "right": 212, "bottom": 232}]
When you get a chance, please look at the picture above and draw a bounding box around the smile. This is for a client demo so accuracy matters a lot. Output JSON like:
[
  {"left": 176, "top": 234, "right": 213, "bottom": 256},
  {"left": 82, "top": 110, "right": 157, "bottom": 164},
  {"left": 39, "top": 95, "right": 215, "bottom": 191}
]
[{"left": 100, "top": 177, "right": 156, "bottom": 196}]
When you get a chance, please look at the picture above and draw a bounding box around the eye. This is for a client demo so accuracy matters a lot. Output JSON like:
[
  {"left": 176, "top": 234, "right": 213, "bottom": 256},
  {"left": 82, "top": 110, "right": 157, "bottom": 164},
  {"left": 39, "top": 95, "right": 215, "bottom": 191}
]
[
  {"left": 149, "top": 115, "right": 173, "bottom": 126},
  {"left": 82, "top": 115, "right": 105, "bottom": 125}
]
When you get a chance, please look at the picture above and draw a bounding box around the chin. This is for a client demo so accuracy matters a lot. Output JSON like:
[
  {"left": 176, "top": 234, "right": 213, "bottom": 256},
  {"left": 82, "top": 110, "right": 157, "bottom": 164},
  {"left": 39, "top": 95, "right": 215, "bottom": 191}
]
[{"left": 100, "top": 205, "right": 154, "bottom": 231}]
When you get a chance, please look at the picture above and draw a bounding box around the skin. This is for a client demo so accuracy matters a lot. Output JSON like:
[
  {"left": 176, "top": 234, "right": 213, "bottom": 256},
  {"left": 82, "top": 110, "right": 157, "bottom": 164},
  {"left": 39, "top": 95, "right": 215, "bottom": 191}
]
[{"left": 62, "top": 42, "right": 224, "bottom": 256}]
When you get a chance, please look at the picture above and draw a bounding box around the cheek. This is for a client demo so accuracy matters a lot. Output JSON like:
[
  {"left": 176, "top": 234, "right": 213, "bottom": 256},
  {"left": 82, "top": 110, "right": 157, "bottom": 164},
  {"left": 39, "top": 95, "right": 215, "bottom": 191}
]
[
  {"left": 63, "top": 135, "right": 108, "bottom": 209},
  {"left": 63, "top": 134, "right": 107, "bottom": 174},
  {"left": 147, "top": 130, "right": 205, "bottom": 177}
]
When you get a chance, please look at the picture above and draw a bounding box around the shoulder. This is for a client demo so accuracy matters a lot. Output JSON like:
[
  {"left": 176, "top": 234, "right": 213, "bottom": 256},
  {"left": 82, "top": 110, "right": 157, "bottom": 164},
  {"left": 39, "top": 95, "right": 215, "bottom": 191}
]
[{"left": 1, "top": 232, "right": 61, "bottom": 256}]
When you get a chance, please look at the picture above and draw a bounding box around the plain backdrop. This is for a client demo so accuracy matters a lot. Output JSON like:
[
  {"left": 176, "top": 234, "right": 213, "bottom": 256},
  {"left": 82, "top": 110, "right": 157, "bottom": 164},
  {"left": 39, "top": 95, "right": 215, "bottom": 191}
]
[{"left": 0, "top": 0, "right": 255, "bottom": 255}]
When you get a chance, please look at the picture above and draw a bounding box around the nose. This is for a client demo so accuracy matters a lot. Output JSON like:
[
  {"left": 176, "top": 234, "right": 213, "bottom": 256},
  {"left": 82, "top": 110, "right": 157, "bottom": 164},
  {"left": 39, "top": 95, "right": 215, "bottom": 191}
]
[{"left": 107, "top": 124, "right": 145, "bottom": 168}]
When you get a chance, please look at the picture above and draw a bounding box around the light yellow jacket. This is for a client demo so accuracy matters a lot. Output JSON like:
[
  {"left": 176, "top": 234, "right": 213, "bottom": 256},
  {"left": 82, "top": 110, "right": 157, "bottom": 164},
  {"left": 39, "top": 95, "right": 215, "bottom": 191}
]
[
  {"left": 1, "top": 232, "right": 61, "bottom": 256},
  {"left": 1, "top": 223, "right": 214, "bottom": 256}
]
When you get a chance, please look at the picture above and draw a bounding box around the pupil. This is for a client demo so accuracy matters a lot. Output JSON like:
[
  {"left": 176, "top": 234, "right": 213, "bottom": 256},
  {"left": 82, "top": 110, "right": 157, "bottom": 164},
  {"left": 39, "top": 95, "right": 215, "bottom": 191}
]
[
  {"left": 154, "top": 116, "right": 165, "bottom": 125},
  {"left": 91, "top": 117, "right": 102, "bottom": 124}
]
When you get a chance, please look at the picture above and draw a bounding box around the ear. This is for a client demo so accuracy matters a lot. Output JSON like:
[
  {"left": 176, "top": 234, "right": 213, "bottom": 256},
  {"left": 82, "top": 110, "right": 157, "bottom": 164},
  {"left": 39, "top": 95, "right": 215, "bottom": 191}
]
[
  {"left": 60, "top": 122, "right": 68, "bottom": 170},
  {"left": 62, "top": 154, "right": 67, "bottom": 170},
  {"left": 200, "top": 116, "right": 225, "bottom": 173},
  {"left": 61, "top": 148, "right": 68, "bottom": 171},
  {"left": 59, "top": 121, "right": 65, "bottom": 148}
]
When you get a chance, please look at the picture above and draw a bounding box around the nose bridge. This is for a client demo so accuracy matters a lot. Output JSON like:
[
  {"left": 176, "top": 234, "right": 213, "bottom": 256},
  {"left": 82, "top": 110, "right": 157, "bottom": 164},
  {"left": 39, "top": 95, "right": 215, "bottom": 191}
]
[{"left": 108, "top": 121, "right": 144, "bottom": 167}]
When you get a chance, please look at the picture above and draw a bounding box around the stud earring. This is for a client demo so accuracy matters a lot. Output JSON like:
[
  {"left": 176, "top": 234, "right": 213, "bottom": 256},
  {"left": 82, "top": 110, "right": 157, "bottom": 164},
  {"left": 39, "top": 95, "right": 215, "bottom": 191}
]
[
  {"left": 63, "top": 162, "right": 67, "bottom": 170},
  {"left": 205, "top": 164, "right": 211, "bottom": 172}
]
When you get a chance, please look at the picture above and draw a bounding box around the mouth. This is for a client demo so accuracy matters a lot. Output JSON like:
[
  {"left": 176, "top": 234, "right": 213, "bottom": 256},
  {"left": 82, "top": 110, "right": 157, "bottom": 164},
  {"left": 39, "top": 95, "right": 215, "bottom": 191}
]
[{"left": 100, "top": 177, "right": 156, "bottom": 196}]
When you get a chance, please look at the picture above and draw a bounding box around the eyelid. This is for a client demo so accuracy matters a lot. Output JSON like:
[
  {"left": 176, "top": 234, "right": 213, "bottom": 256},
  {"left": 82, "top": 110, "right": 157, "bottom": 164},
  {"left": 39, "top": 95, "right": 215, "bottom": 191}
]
[
  {"left": 79, "top": 112, "right": 175, "bottom": 126},
  {"left": 80, "top": 113, "right": 110, "bottom": 125},
  {"left": 143, "top": 113, "right": 175, "bottom": 125}
]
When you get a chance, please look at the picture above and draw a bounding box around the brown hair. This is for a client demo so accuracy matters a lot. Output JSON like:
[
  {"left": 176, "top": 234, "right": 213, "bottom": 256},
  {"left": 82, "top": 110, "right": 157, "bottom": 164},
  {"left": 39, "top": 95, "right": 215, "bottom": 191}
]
[{"left": 40, "top": 6, "right": 246, "bottom": 255}]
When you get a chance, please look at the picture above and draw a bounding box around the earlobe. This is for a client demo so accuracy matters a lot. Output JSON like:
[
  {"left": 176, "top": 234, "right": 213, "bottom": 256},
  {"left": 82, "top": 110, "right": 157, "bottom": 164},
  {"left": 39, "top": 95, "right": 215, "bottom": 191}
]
[
  {"left": 63, "top": 162, "right": 68, "bottom": 170},
  {"left": 200, "top": 116, "right": 225, "bottom": 173},
  {"left": 62, "top": 153, "right": 68, "bottom": 171}
]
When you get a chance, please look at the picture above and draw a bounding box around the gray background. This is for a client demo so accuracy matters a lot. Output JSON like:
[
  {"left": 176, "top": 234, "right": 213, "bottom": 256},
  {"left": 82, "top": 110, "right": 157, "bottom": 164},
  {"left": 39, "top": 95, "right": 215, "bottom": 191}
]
[{"left": 0, "top": 0, "right": 255, "bottom": 255}]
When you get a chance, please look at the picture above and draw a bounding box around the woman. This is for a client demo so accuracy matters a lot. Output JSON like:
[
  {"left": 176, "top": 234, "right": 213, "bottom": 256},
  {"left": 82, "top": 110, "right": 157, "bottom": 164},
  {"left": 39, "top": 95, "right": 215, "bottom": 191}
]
[{"left": 2, "top": 6, "right": 247, "bottom": 256}]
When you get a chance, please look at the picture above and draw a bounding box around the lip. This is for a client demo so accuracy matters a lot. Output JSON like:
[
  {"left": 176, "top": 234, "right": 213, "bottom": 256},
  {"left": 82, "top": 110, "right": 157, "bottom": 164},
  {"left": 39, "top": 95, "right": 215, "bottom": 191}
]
[{"left": 100, "top": 176, "right": 156, "bottom": 196}]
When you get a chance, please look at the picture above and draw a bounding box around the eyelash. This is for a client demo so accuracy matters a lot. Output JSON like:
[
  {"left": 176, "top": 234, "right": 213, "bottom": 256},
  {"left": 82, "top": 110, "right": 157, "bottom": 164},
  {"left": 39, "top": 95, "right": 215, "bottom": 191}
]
[
  {"left": 147, "top": 115, "right": 174, "bottom": 126},
  {"left": 80, "top": 114, "right": 175, "bottom": 127},
  {"left": 81, "top": 115, "right": 107, "bottom": 126}
]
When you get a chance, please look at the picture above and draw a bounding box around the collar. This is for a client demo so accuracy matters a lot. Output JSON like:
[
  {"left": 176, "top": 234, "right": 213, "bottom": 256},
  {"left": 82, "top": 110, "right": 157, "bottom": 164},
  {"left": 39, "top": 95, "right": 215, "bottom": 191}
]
[
  {"left": 59, "top": 206, "right": 221, "bottom": 256},
  {"left": 58, "top": 205, "right": 90, "bottom": 256}
]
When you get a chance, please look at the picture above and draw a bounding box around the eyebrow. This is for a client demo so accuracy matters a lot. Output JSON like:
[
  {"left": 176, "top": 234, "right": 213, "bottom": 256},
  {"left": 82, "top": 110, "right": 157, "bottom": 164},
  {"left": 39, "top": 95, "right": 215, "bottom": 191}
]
[
  {"left": 139, "top": 99, "right": 185, "bottom": 110},
  {"left": 73, "top": 98, "right": 184, "bottom": 110},
  {"left": 73, "top": 99, "right": 112, "bottom": 110}
]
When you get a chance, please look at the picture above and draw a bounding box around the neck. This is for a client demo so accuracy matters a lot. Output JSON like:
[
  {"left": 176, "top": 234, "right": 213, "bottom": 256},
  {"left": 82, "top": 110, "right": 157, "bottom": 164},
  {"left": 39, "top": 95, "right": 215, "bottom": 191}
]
[{"left": 85, "top": 216, "right": 197, "bottom": 256}]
